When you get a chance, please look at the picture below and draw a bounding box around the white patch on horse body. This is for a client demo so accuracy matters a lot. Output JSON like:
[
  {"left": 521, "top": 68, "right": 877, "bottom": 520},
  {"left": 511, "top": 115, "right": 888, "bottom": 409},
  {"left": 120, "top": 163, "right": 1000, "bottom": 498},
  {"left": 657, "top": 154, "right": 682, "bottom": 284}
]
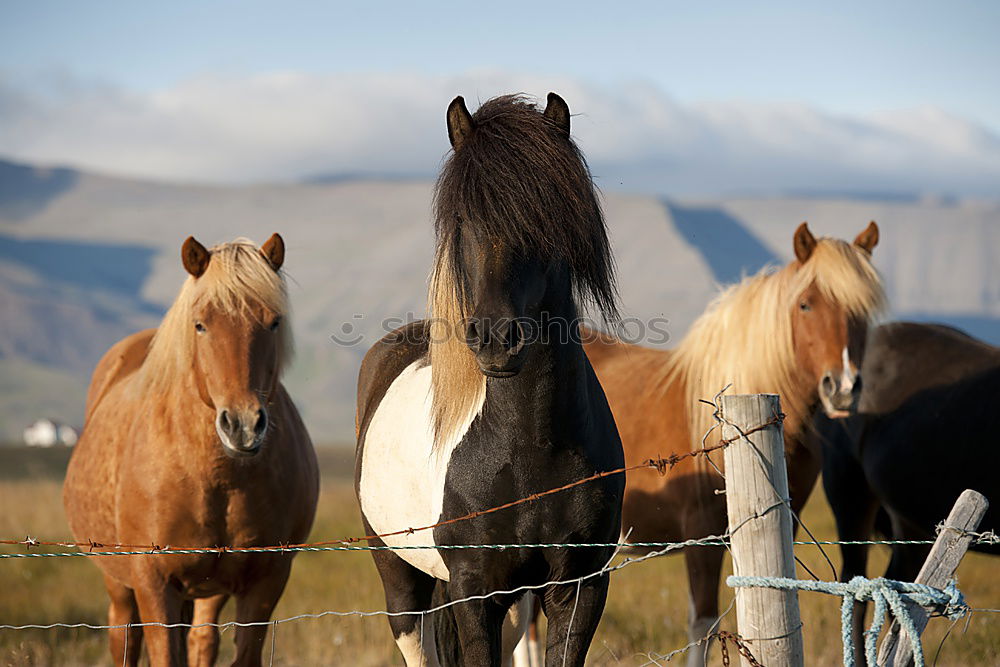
[
  {"left": 360, "top": 360, "right": 484, "bottom": 581},
  {"left": 395, "top": 628, "right": 441, "bottom": 667}
]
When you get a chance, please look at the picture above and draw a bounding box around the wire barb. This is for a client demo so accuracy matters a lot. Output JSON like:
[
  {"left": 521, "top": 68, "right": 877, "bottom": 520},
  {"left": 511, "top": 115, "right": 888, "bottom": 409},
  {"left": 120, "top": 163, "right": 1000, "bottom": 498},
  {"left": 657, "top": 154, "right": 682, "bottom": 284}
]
[{"left": 0, "top": 412, "right": 783, "bottom": 558}]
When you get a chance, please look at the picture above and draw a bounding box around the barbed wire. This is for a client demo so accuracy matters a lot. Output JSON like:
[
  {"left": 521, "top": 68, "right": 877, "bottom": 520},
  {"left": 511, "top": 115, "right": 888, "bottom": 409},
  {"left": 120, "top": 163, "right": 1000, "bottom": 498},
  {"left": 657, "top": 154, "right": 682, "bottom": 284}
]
[
  {"left": 0, "top": 530, "right": 734, "bottom": 633},
  {"left": 6, "top": 535, "right": 993, "bottom": 559},
  {"left": 0, "top": 493, "right": 787, "bottom": 640},
  {"left": 638, "top": 628, "right": 762, "bottom": 667},
  {"left": 0, "top": 412, "right": 783, "bottom": 559},
  {"left": 3, "top": 392, "right": 996, "bottom": 667}
]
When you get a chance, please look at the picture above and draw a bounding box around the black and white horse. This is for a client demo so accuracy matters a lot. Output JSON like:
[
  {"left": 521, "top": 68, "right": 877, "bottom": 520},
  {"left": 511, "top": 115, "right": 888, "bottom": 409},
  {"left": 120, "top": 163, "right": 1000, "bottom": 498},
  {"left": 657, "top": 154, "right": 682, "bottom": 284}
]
[{"left": 355, "top": 93, "right": 625, "bottom": 665}]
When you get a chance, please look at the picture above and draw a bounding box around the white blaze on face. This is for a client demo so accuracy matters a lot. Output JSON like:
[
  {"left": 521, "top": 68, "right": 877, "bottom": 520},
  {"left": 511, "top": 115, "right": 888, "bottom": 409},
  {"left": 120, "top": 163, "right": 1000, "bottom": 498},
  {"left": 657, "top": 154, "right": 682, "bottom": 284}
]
[
  {"left": 840, "top": 345, "right": 858, "bottom": 393},
  {"left": 359, "top": 360, "right": 485, "bottom": 581}
]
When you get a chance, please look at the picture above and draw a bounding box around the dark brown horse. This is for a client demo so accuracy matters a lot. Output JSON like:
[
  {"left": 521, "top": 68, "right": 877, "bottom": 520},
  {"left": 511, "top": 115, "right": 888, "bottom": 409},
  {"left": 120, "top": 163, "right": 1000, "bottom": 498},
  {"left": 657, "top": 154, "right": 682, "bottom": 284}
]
[
  {"left": 356, "top": 93, "right": 624, "bottom": 666},
  {"left": 580, "top": 222, "right": 884, "bottom": 665},
  {"left": 817, "top": 321, "right": 1000, "bottom": 661},
  {"left": 63, "top": 235, "right": 319, "bottom": 667}
]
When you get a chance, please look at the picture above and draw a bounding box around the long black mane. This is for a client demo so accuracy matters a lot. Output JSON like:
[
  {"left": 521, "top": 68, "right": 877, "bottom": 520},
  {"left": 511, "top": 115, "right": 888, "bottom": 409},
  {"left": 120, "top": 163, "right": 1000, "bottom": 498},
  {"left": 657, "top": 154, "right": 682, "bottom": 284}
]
[{"left": 432, "top": 94, "right": 619, "bottom": 323}]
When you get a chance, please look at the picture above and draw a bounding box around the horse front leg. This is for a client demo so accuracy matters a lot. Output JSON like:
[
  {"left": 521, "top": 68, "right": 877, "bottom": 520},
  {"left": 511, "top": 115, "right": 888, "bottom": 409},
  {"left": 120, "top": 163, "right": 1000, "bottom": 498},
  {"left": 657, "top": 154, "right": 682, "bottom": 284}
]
[
  {"left": 231, "top": 558, "right": 292, "bottom": 667},
  {"left": 132, "top": 575, "right": 188, "bottom": 667},
  {"left": 822, "top": 428, "right": 879, "bottom": 666},
  {"left": 188, "top": 593, "right": 229, "bottom": 667},
  {"left": 103, "top": 574, "right": 143, "bottom": 667},
  {"left": 445, "top": 571, "right": 506, "bottom": 667},
  {"left": 369, "top": 536, "right": 441, "bottom": 666},
  {"left": 682, "top": 544, "right": 724, "bottom": 667},
  {"left": 538, "top": 575, "right": 609, "bottom": 667}
]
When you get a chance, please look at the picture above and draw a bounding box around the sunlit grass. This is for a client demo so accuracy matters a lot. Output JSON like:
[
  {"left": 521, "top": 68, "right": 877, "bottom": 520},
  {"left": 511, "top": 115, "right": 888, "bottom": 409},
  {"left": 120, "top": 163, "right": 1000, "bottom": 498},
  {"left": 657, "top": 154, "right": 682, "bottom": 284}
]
[{"left": 1, "top": 448, "right": 997, "bottom": 665}]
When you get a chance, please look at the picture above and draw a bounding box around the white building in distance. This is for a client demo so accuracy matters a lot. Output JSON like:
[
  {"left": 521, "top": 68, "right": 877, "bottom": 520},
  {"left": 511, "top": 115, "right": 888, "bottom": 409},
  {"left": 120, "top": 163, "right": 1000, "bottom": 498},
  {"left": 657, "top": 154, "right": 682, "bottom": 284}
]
[{"left": 23, "top": 419, "right": 78, "bottom": 447}]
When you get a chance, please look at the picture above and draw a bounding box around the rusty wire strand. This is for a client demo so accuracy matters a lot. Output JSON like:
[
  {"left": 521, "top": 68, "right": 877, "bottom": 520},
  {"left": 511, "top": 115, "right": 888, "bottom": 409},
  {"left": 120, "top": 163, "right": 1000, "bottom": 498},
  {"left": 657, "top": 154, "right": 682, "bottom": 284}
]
[{"left": 0, "top": 414, "right": 783, "bottom": 557}]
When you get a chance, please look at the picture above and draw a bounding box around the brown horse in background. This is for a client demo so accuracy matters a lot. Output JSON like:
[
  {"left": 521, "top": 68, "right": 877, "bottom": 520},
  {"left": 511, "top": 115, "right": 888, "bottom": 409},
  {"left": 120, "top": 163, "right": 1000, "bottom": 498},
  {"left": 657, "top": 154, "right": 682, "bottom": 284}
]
[
  {"left": 582, "top": 222, "right": 884, "bottom": 665},
  {"left": 63, "top": 235, "right": 319, "bottom": 667}
]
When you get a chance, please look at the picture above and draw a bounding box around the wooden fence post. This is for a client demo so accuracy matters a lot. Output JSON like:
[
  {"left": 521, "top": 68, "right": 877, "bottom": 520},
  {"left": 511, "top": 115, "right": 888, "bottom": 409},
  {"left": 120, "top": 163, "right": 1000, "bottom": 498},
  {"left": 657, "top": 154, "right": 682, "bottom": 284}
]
[
  {"left": 877, "top": 489, "right": 989, "bottom": 666},
  {"left": 722, "top": 393, "right": 804, "bottom": 667}
]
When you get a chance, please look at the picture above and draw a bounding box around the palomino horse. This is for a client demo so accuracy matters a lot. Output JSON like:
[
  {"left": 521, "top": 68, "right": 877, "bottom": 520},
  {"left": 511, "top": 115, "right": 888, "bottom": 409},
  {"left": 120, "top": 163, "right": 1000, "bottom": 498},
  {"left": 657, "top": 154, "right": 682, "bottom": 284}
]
[
  {"left": 355, "top": 93, "right": 624, "bottom": 665},
  {"left": 581, "top": 222, "right": 884, "bottom": 665},
  {"left": 63, "top": 235, "right": 319, "bottom": 667},
  {"left": 817, "top": 321, "right": 1000, "bottom": 661}
]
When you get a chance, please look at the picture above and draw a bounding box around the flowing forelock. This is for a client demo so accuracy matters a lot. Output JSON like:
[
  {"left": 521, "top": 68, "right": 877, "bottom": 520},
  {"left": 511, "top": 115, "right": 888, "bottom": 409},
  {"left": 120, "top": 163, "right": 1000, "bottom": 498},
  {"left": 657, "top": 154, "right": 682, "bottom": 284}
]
[
  {"left": 427, "top": 94, "right": 619, "bottom": 448},
  {"left": 661, "top": 236, "right": 885, "bottom": 460},
  {"left": 141, "top": 239, "right": 292, "bottom": 394}
]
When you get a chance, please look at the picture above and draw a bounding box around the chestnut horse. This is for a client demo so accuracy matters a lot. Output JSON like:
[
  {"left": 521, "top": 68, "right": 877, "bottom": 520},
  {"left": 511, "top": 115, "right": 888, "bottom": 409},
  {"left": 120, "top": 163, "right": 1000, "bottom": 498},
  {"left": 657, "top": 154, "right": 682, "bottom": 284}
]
[
  {"left": 581, "top": 222, "right": 884, "bottom": 665},
  {"left": 63, "top": 235, "right": 319, "bottom": 667}
]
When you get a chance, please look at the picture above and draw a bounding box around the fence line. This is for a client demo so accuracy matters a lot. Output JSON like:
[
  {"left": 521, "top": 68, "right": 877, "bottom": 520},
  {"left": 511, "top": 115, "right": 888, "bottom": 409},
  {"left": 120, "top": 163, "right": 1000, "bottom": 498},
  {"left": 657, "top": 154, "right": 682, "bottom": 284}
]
[
  {"left": 3, "top": 394, "right": 997, "bottom": 665},
  {"left": 6, "top": 401, "right": 992, "bottom": 561},
  {"left": 0, "top": 530, "right": 735, "bottom": 633},
  {"left": 0, "top": 411, "right": 782, "bottom": 559},
  {"left": 0, "top": 500, "right": 814, "bottom": 667},
  {"left": 7, "top": 535, "right": 998, "bottom": 559},
  {"left": 0, "top": 498, "right": 787, "bottom": 636}
]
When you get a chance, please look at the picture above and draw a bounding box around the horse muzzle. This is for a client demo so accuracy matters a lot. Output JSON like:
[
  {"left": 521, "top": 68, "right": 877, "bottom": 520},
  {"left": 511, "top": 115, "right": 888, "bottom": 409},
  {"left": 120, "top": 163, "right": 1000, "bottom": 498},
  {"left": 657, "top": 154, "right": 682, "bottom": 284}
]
[
  {"left": 465, "top": 317, "right": 528, "bottom": 378},
  {"left": 818, "top": 370, "right": 859, "bottom": 419},
  {"left": 216, "top": 407, "right": 268, "bottom": 458}
]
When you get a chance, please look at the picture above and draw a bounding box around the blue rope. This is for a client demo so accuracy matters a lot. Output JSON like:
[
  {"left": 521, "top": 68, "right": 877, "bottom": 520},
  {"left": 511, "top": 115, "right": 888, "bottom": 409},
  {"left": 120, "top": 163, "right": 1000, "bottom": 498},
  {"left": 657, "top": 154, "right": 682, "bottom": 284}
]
[{"left": 727, "top": 575, "right": 967, "bottom": 667}]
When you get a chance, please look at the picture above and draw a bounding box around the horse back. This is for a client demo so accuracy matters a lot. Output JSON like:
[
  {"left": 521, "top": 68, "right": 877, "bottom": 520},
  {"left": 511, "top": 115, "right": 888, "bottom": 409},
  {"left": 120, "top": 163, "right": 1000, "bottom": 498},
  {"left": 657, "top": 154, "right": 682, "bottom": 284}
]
[
  {"left": 860, "top": 321, "right": 1000, "bottom": 415},
  {"left": 84, "top": 327, "right": 156, "bottom": 424}
]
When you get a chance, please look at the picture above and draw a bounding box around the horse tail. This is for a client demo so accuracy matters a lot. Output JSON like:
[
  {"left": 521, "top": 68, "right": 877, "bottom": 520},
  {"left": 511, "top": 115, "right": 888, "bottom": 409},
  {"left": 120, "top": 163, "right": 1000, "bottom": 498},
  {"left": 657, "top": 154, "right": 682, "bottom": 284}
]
[{"left": 431, "top": 580, "right": 462, "bottom": 665}]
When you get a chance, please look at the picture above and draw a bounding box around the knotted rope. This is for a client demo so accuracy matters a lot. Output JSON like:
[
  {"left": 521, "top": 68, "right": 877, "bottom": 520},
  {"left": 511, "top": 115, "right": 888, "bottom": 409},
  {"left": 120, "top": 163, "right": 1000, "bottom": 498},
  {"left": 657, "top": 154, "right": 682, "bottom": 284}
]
[{"left": 727, "top": 575, "right": 967, "bottom": 667}]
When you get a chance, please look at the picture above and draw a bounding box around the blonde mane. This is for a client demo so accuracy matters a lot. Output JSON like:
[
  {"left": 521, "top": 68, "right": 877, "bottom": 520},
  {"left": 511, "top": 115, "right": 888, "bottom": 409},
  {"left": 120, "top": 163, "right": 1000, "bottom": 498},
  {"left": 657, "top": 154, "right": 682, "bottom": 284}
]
[
  {"left": 140, "top": 239, "right": 292, "bottom": 395},
  {"left": 664, "top": 237, "right": 885, "bottom": 453},
  {"left": 428, "top": 246, "right": 486, "bottom": 448}
]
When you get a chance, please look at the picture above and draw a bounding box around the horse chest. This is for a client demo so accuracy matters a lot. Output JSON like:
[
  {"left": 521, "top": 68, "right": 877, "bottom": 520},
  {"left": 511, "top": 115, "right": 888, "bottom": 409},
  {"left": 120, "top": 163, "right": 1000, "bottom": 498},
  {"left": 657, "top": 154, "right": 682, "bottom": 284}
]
[{"left": 359, "top": 361, "right": 483, "bottom": 581}]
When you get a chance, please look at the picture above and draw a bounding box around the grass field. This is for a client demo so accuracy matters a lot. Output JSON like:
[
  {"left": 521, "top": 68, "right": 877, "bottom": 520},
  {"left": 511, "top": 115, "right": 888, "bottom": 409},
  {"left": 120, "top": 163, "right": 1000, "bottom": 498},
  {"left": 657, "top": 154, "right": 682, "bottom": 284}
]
[{"left": 0, "top": 447, "right": 997, "bottom": 666}]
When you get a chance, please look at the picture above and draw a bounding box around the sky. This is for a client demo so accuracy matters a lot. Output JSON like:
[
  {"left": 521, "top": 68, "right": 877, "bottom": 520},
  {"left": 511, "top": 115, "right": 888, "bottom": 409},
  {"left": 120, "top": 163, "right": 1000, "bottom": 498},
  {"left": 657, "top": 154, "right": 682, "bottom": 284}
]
[{"left": 2, "top": 1, "right": 999, "bottom": 196}]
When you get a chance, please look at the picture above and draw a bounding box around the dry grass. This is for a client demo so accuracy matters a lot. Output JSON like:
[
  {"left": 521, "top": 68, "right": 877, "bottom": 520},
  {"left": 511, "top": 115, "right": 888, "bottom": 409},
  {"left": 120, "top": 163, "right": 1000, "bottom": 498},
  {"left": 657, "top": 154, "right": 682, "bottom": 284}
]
[{"left": 0, "top": 447, "right": 997, "bottom": 665}]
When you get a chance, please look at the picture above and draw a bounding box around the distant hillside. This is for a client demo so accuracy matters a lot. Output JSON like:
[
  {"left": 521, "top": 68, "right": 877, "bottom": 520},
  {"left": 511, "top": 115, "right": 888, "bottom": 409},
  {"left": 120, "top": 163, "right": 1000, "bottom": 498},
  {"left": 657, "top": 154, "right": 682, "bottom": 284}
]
[{"left": 1, "top": 157, "right": 998, "bottom": 442}]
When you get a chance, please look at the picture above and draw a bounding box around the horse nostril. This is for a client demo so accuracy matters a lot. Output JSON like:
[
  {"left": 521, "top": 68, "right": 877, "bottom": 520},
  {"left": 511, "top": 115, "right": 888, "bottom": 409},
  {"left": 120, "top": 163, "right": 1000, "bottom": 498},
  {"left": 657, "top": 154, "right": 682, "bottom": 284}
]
[
  {"left": 465, "top": 318, "right": 483, "bottom": 351},
  {"left": 821, "top": 373, "right": 837, "bottom": 397},
  {"left": 254, "top": 409, "right": 267, "bottom": 437},
  {"left": 506, "top": 319, "right": 525, "bottom": 356},
  {"left": 219, "top": 410, "right": 232, "bottom": 432}
]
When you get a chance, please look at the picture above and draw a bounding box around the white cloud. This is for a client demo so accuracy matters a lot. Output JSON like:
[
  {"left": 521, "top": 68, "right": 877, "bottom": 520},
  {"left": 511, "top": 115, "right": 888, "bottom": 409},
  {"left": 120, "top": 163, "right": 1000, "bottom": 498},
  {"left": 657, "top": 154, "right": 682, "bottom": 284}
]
[{"left": 2, "top": 70, "right": 999, "bottom": 196}]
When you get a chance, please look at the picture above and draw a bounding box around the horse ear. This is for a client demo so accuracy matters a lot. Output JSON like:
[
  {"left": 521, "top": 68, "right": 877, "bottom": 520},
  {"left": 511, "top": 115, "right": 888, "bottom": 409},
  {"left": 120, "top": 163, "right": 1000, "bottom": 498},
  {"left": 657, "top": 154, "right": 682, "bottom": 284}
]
[
  {"left": 854, "top": 221, "right": 879, "bottom": 254},
  {"left": 544, "top": 92, "right": 571, "bottom": 137},
  {"left": 793, "top": 222, "right": 817, "bottom": 263},
  {"left": 181, "top": 236, "right": 210, "bottom": 278},
  {"left": 260, "top": 233, "right": 285, "bottom": 271},
  {"left": 446, "top": 96, "right": 475, "bottom": 150}
]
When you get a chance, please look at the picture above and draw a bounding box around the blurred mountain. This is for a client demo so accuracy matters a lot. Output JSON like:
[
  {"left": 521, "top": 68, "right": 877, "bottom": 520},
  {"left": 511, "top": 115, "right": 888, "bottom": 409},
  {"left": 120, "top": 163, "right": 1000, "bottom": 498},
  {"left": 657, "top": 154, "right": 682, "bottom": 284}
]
[{"left": 1, "top": 156, "right": 998, "bottom": 442}]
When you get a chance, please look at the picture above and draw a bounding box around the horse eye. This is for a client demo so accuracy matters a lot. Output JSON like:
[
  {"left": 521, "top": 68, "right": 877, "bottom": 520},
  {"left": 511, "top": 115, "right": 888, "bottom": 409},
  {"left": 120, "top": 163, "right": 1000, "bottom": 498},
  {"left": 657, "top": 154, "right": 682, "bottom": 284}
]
[
  {"left": 195, "top": 322, "right": 206, "bottom": 333},
  {"left": 799, "top": 301, "right": 811, "bottom": 312},
  {"left": 269, "top": 317, "right": 281, "bottom": 332}
]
